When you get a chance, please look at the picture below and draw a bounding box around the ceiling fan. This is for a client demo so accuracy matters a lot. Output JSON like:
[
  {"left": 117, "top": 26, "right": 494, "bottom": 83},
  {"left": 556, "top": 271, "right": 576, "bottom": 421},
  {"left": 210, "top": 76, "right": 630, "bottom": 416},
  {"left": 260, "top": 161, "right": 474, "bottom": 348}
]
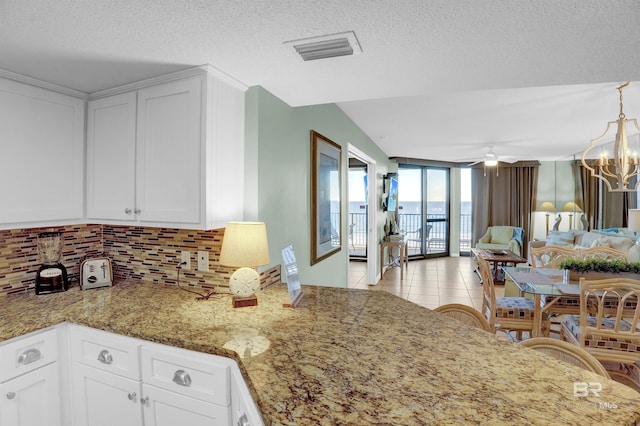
[{"left": 460, "top": 145, "right": 520, "bottom": 167}]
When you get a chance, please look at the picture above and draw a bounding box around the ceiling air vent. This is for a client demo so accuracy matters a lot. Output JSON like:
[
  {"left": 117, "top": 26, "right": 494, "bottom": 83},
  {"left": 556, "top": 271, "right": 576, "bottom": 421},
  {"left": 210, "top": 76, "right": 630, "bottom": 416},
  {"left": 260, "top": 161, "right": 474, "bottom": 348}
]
[{"left": 285, "top": 31, "right": 362, "bottom": 61}]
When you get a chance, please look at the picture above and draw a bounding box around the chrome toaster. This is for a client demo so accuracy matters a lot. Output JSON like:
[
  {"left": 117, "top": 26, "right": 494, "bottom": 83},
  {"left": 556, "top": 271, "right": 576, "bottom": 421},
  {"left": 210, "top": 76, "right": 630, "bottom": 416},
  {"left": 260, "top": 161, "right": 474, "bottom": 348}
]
[{"left": 80, "top": 258, "right": 113, "bottom": 290}]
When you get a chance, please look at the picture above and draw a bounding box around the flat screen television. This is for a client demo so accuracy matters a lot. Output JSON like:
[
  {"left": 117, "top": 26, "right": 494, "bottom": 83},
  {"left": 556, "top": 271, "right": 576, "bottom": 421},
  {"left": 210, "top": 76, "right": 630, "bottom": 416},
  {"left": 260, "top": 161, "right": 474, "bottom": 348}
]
[{"left": 386, "top": 176, "right": 398, "bottom": 212}]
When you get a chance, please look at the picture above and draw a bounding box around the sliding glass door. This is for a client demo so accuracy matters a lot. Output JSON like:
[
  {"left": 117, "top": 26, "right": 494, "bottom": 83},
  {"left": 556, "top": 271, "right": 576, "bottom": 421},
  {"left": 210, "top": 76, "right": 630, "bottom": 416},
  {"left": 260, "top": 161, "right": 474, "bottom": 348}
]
[{"left": 398, "top": 166, "right": 449, "bottom": 257}]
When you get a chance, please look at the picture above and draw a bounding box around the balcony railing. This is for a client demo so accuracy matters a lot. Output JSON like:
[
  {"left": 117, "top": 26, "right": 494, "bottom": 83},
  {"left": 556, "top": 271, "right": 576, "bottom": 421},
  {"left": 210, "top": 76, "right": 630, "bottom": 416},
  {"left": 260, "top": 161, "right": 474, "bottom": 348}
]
[{"left": 347, "top": 212, "right": 472, "bottom": 256}]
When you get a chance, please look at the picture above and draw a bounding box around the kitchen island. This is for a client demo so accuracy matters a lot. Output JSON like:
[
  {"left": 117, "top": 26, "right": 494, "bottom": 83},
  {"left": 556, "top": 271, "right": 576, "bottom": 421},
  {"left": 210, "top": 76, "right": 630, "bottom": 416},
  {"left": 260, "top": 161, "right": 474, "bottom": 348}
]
[{"left": 1, "top": 281, "right": 639, "bottom": 425}]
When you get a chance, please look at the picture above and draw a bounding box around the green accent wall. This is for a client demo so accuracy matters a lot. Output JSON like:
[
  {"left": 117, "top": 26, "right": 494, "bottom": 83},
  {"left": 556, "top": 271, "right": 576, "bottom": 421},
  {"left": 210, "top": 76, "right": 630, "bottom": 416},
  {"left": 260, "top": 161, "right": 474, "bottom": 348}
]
[{"left": 245, "top": 86, "right": 392, "bottom": 287}]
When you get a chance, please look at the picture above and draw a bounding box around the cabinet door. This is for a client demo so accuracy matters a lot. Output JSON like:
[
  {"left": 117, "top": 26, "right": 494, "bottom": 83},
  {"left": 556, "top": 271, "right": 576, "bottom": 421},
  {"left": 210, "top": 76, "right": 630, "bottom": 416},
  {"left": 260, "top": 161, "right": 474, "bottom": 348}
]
[
  {"left": 136, "top": 78, "right": 202, "bottom": 225},
  {"left": 142, "top": 384, "right": 230, "bottom": 426},
  {"left": 0, "top": 362, "right": 61, "bottom": 426},
  {"left": 0, "top": 78, "right": 84, "bottom": 227},
  {"left": 71, "top": 363, "right": 143, "bottom": 426},
  {"left": 86, "top": 92, "right": 137, "bottom": 221}
]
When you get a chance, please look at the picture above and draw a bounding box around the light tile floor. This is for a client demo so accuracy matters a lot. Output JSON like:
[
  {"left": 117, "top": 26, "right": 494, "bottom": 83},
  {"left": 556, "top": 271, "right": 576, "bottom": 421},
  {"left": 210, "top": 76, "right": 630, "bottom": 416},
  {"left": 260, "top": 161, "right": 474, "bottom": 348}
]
[{"left": 348, "top": 256, "right": 504, "bottom": 310}]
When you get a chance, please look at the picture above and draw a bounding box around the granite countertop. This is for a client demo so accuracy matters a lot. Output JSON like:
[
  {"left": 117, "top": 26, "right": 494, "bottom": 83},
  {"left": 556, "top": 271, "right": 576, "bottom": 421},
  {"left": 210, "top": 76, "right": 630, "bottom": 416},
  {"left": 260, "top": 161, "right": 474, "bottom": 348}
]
[{"left": 2, "top": 280, "right": 640, "bottom": 425}]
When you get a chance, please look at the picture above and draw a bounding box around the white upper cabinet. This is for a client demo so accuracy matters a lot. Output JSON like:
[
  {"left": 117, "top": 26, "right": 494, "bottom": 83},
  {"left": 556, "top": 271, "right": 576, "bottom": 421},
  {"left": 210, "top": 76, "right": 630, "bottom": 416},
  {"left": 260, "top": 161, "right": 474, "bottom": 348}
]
[
  {"left": 87, "top": 66, "right": 247, "bottom": 229},
  {"left": 0, "top": 77, "right": 85, "bottom": 229},
  {"left": 86, "top": 92, "right": 137, "bottom": 221}
]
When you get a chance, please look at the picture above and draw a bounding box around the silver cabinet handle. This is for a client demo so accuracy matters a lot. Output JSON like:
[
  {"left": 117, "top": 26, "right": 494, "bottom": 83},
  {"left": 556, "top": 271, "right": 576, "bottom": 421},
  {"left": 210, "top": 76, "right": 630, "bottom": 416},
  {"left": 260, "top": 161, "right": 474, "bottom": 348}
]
[
  {"left": 141, "top": 396, "right": 149, "bottom": 406},
  {"left": 6, "top": 392, "right": 15, "bottom": 400},
  {"left": 238, "top": 413, "right": 250, "bottom": 426},
  {"left": 128, "top": 392, "right": 137, "bottom": 402},
  {"left": 17, "top": 348, "right": 42, "bottom": 365},
  {"left": 125, "top": 208, "right": 132, "bottom": 214},
  {"left": 134, "top": 208, "right": 141, "bottom": 215},
  {"left": 172, "top": 370, "right": 192, "bottom": 387},
  {"left": 97, "top": 349, "right": 113, "bottom": 364}
]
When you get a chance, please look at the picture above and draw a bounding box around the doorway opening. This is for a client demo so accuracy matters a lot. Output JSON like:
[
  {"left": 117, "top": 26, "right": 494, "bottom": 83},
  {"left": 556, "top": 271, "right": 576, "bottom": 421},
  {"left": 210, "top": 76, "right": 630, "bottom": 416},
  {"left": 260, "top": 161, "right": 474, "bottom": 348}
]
[{"left": 347, "top": 144, "right": 377, "bottom": 285}]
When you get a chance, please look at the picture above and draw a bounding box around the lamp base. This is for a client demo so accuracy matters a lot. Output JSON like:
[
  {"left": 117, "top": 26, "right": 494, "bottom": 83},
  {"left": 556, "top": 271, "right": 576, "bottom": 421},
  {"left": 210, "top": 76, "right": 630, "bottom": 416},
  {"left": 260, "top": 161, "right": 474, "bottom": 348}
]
[{"left": 232, "top": 295, "right": 258, "bottom": 308}]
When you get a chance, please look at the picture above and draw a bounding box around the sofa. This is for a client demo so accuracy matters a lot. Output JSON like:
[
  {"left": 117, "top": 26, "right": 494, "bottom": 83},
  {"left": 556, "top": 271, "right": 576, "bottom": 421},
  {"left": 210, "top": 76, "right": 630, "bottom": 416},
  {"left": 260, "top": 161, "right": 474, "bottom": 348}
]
[
  {"left": 529, "top": 229, "right": 639, "bottom": 263},
  {"left": 504, "top": 229, "right": 640, "bottom": 298},
  {"left": 476, "top": 226, "right": 524, "bottom": 256}
]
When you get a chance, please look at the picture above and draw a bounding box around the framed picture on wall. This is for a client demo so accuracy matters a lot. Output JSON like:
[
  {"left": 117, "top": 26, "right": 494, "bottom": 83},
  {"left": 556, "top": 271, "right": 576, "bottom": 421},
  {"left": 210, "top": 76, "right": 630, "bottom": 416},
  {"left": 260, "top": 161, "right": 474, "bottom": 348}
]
[{"left": 310, "top": 130, "right": 342, "bottom": 265}]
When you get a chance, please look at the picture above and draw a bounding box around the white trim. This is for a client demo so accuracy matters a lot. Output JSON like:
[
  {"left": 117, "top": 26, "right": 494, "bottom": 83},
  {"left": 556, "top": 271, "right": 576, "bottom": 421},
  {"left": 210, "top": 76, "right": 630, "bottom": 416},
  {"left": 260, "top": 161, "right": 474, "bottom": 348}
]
[
  {"left": 347, "top": 144, "right": 378, "bottom": 285},
  {"left": 90, "top": 64, "right": 248, "bottom": 100},
  {"left": 0, "top": 68, "right": 87, "bottom": 99}
]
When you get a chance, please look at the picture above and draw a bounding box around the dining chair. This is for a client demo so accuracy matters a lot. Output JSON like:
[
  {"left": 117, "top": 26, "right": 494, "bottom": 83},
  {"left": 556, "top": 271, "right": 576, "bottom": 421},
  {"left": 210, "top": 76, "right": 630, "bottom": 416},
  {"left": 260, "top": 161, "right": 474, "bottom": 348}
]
[
  {"left": 561, "top": 277, "right": 640, "bottom": 387},
  {"left": 529, "top": 245, "right": 579, "bottom": 336},
  {"left": 478, "top": 257, "right": 541, "bottom": 340},
  {"left": 519, "top": 337, "right": 610, "bottom": 378},
  {"left": 576, "top": 246, "right": 629, "bottom": 261},
  {"left": 529, "top": 245, "right": 575, "bottom": 268},
  {"left": 434, "top": 303, "right": 493, "bottom": 332}
]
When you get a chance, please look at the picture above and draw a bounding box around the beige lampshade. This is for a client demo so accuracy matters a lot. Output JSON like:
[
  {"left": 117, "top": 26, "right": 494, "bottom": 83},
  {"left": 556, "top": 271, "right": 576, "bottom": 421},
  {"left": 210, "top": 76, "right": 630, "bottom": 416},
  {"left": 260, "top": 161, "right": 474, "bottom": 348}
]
[
  {"left": 628, "top": 209, "right": 640, "bottom": 232},
  {"left": 538, "top": 201, "right": 556, "bottom": 213},
  {"left": 219, "top": 222, "right": 270, "bottom": 267},
  {"left": 562, "top": 202, "right": 582, "bottom": 213}
]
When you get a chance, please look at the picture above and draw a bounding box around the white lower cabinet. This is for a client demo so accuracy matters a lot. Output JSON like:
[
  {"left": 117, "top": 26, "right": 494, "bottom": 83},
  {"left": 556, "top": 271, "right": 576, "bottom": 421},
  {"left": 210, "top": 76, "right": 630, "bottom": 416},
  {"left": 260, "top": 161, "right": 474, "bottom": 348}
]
[
  {"left": 0, "top": 325, "right": 263, "bottom": 426},
  {"left": 71, "top": 363, "right": 143, "bottom": 426},
  {"left": 142, "top": 383, "right": 230, "bottom": 426},
  {"left": 66, "top": 324, "right": 263, "bottom": 426},
  {"left": 0, "top": 363, "right": 61, "bottom": 426},
  {"left": 0, "top": 327, "right": 60, "bottom": 426}
]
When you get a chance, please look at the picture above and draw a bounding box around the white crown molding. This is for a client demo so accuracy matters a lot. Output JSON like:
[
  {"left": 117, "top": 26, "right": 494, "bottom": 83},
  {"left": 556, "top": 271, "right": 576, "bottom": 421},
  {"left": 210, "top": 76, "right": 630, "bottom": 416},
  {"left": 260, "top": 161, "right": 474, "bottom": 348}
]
[
  {"left": 90, "top": 64, "right": 248, "bottom": 100},
  {"left": 0, "top": 68, "right": 88, "bottom": 99}
]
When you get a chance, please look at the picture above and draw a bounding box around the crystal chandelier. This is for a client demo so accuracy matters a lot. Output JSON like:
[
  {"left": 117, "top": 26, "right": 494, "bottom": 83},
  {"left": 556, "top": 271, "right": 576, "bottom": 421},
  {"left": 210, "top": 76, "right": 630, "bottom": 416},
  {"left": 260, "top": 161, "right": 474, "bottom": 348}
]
[{"left": 581, "top": 82, "right": 640, "bottom": 192}]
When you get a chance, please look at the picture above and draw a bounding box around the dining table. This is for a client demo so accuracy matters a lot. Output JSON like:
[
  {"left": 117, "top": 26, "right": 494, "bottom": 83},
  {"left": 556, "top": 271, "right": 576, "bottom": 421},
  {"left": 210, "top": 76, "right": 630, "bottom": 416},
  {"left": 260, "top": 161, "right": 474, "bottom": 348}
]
[{"left": 502, "top": 266, "right": 580, "bottom": 338}]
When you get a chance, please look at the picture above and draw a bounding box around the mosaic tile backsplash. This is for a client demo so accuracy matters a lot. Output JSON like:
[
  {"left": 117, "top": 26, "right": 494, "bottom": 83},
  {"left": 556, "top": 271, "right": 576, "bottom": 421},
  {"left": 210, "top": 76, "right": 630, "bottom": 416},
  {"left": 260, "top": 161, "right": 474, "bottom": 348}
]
[{"left": 0, "top": 224, "right": 280, "bottom": 296}]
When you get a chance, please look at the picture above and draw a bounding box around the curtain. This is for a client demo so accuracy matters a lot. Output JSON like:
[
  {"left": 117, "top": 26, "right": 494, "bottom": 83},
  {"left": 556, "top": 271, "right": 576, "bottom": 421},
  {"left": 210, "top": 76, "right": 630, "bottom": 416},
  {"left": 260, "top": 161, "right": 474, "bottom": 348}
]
[
  {"left": 471, "top": 162, "right": 539, "bottom": 258},
  {"left": 574, "top": 160, "right": 637, "bottom": 229}
]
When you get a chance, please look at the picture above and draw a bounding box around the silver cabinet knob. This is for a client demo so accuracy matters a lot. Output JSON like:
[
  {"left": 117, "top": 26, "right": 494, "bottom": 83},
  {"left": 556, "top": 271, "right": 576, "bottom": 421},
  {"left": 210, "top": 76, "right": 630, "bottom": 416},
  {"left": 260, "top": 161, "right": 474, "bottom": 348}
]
[
  {"left": 141, "top": 396, "right": 149, "bottom": 406},
  {"left": 6, "top": 392, "right": 15, "bottom": 400},
  {"left": 97, "top": 349, "right": 113, "bottom": 364},
  {"left": 125, "top": 208, "right": 132, "bottom": 215},
  {"left": 17, "top": 348, "right": 42, "bottom": 365},
  {"left": 134, "top": 208, "right": 141, "bottom": 215},
  {"left": 172, "top": 369, "right": 192, "bottom": 387},
  {"left": 128, "top": 392, "right": 137, "bottom": 402},
  {"left": 238, "top": 413, "right": 250, "bottom": 426}
]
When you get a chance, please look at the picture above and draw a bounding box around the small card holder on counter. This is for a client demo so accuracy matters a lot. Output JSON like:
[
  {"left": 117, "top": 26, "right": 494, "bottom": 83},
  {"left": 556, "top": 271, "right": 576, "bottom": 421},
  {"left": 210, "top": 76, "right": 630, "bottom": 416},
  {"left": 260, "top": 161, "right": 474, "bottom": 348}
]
[{"left": 282, "top": 245, "right": 303, "bottom": 308}]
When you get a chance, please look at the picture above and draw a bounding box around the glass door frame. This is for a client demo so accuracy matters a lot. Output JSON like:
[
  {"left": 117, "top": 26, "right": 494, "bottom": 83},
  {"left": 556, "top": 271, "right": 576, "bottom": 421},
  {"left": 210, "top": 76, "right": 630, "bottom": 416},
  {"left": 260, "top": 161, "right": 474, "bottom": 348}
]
[{"left": 398, "top": 165, "right": 450, "bottom": 259}]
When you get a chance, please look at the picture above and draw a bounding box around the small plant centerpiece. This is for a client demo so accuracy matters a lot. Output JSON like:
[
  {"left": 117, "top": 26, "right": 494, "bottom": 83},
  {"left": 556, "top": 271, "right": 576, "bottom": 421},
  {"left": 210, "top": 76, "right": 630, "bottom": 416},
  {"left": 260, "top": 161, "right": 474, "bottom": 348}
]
[{"left": 559, "top": 258, "right": 640, "bottom": 281}]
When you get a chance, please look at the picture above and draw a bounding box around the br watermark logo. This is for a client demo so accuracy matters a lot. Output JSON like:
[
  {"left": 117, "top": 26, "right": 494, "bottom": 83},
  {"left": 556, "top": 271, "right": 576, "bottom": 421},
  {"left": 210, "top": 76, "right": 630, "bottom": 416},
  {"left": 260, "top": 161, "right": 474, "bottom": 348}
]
[
  {"left": 573, "top": 381, "right": 602, "bottom": 397},
  {"left": 572, "top": 382, "right": 618, "bottom": 410}
]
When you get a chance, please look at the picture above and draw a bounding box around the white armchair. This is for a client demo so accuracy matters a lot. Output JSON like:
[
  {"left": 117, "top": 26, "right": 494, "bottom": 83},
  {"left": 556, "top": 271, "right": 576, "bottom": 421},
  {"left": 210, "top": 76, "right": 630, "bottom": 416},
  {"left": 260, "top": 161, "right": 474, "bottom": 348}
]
[{"left": 476, "top": 226, "right": 523, "bottom": 256}]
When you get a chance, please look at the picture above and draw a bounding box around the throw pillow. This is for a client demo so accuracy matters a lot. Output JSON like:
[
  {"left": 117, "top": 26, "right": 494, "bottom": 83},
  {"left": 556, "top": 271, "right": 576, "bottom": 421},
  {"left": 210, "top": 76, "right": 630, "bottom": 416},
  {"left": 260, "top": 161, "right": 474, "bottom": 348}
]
[
  {"left": 590, "top": 239, "right": 611, "bottom": 248},
  {"left": 546, "top": 231, "right": 574, "bottom": 247}
]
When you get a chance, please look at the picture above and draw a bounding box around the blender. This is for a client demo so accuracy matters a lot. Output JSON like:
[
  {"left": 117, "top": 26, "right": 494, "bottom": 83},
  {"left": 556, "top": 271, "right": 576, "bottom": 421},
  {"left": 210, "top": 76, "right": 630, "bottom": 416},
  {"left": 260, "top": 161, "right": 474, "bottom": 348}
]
[{"left": 35, "top": 231, "right": 69, "bottom": 294}]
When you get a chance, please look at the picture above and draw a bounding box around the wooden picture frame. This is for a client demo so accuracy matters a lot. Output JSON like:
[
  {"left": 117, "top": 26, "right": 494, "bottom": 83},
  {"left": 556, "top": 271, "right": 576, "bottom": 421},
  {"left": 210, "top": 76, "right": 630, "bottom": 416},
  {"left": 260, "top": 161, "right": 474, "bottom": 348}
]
[{"left": 310, "top": 130, "right": 342, "bottom": 265}]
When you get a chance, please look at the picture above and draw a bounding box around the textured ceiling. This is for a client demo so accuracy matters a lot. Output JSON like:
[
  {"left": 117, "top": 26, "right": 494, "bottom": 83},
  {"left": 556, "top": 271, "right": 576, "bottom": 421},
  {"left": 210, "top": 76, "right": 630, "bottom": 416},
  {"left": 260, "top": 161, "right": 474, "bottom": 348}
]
[{"left": 1, "top": 0, "right": 639, "bottom": 162}]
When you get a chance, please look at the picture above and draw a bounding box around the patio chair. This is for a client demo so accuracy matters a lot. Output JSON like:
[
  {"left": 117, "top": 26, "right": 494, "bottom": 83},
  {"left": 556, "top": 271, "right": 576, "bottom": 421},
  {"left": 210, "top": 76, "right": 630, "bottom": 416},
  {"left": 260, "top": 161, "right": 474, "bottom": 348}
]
[{"left": 407, "top": 224, "right": 432, "bottom": 253}]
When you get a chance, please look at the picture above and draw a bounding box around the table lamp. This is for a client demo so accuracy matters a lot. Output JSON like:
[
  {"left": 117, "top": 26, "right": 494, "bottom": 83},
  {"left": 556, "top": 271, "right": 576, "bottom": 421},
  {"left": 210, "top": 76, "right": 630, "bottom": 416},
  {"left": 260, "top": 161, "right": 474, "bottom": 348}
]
[
  {"left": 628, "top": 209, "right": 640, "bottom": 248},
  {"left": 538, "top": 201, "right": 556, "bottom": 236},
  {"left": 562, "top": 202, "right": 582, "bottom": 230},
  {"left": 219, "top": 222, "right": 270, "bottom": 308}
]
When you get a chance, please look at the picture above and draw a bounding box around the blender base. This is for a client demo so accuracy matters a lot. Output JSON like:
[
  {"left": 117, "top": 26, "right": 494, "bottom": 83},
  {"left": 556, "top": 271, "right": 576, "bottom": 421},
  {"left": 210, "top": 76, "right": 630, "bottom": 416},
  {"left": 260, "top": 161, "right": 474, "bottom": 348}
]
[{"left": 36, "top": 263, "right": 69, "bottom": 294}]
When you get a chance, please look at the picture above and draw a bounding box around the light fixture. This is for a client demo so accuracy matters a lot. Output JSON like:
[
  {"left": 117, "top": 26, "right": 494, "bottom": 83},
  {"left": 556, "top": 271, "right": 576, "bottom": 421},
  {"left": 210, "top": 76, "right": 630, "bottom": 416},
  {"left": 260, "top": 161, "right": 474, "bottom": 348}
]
[
  {"left": 219, "top": 222, "right": 270, "bottom": 308},
  {"left": 538, "top": 201, "right": 556, "bottom": 236},
  {"left": 562, "top": 202, "right": 582, "bottom": 230},
  {"left": 285, "top": 31, "right": 362, "bottom": 61},
  {"left": 581, "top": 82, "right": 640, "bottom": 192},
  {"left": 628, "top": 209, "right": 640, "bottom": 248}
]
